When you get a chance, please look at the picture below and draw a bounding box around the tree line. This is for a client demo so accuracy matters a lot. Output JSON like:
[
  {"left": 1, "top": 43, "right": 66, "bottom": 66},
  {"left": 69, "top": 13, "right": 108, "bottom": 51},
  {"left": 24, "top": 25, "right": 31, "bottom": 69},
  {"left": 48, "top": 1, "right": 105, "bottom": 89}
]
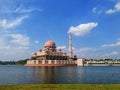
[{"left": 0, "top": 59, "right": 28, "bottom": 65}]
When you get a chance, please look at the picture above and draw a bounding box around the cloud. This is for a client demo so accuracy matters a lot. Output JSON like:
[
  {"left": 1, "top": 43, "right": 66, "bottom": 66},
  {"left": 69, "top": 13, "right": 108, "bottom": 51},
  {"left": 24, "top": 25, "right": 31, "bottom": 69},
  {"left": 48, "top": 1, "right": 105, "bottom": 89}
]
[
  {"left": 0, "top": 16, "right": 28, "bottom": 29},
  {"left": 73, "top": 47, "right": 96, "bottom": 58},
  {"left": 0, "top": 37, "right": 6, "bottom": 46},
  {"left": 74, "top": 47, "right": 96, "bottom": 54},
  {"left": 102, "top": 51, "right": 119, "bottom": 58},
  {"left": 117, "top": 38, "right": 120, "bottom": 41},
  {"left": 0, "top": 1, "right": 34, "bottom": 61},
  {"left": 68, "top": 22, "right": 98, "bottom": 36},
  {"left": 110, "top": 51, "right": 119, "bottom": 55},
  {"left": 101, "top": 41, "right": 120, "bottom": 47},
  {"left": 0, "top": 34, "right": 32, "bottom": 61},
  {"left": 73, "top": 46, "right": 120, "bottom": 59},
  {"left": 106, "top": 2, "right": 120, "bottom": 14},
  {"left": 1, "top": 6, "right": 42, "bottom": 14},
  {"left": 92, "top": 7, "right": 102, "bottom": 14},
  {"left": 35, "top": 40, "right": 39, "bottom": 44},
  {"left": 92, "top": 8, "right": 97, "bottom": 13},
  {"left": 10, "top": 34, "right": 30, "bottom": 46},
  {"left": 78, "top": 48, "right": 96, "bottom": 52},
  {"left": 57, "top": 46, "right": 66, "bottom": 49},
  {"left": 15, "top": 7, "right": 42, "bottom": 13},
  {"left": 0, "top": 0, "right": 42, "bottom": 14},
  {"left": 0, "top": 45, "right": 32, "bottom": 61}
]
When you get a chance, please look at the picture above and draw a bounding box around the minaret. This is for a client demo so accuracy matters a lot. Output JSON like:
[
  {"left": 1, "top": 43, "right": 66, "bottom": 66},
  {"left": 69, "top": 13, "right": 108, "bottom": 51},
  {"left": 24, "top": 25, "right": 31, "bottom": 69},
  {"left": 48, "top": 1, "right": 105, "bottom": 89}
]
[{"left": 69, "top": 32, "right": 73, "bottom": 60}]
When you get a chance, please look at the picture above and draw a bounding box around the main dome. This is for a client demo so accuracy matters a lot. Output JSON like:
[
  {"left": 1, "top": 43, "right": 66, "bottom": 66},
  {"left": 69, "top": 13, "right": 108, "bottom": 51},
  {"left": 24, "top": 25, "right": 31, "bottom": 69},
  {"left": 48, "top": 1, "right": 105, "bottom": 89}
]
[{"left": 44, "top": 40, "right": 56, "bottom": 48}]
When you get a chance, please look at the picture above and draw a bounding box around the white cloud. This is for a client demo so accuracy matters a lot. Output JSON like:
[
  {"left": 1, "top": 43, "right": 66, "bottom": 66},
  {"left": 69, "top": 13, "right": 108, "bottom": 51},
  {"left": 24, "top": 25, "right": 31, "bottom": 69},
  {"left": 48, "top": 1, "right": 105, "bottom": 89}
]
[
  {"left": 73, "top": 47, "right": 96, "bottom": 58},
  {"left": 101, "top": 41, "right": 120, "bottom": 47},
  {"left": 74, "top": 47, "right": 96, "bottom": 54},
  {"left": 0, "top": 15, "right": 28, "bottom": 29},
  {"left": 72, "top": 47, "right": 75, "bottom": 50},
  {"left": 73, "top": 46, "right": 120, "bottom": 59},
  {"left": 92, "top": 8, "right": 97, "bottom": 13},
  {"left": 3, "top": 6, "right": 42, "bottom": 14},
  {"left": 57, "top": 46, "right": 66, "bottom": 49},
  {"left": 106, "top": 2, "right": 120, "bottom": 14},
  {"left": 111, "top": 51, "right": 119, "bottom": 55},
  {"left": 0, "top": 35, "right": 32, "bottom": 61},
  {"left": 78, "top": 48, "right": 96, "bottom": 52},
  {"left": 35, "top": 40, "right": 39, "bottom": 44},
  {"left": 0, "top": 37, "right": 6, "bottom": 46},
  {"left": 0, "top": 45, "right": 32, "bottom": 61},
  {"left": 10, "top": 34, "right": 30, "bottom": 46},
  {"left": 92, "top": 7, "right": 102, "bottom": 14},
  {"left": 14, "top": 7, "right": 42, "bottom": 13},
  {"left": 0, "top": 1, "right": 34, "bottom": 61},
  {"left": 0, "top": 0, "right": 42, "bottom": 14},
  {"left": 68, "top": 22, "right": 98, "bottom": 36},
  {"left": 117, "top": 38, "right": 120, "bottom": 41},
  {"left": 102, "top": 51, "right": 119, "bottom": 58}
]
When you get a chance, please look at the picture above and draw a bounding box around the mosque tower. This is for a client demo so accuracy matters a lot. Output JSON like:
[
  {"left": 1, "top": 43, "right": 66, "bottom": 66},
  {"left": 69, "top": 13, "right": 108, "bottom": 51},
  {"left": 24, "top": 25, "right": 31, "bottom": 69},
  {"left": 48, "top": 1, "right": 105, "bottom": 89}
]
[{"left": 69, "top": 32, "right": 73, "bottom": 60}]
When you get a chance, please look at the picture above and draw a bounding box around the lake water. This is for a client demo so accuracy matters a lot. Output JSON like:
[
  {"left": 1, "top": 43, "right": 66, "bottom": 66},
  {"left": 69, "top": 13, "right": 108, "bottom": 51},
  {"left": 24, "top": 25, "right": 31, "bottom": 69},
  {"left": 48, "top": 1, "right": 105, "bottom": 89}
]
[{"left": 0, "top": 65, "right": 120, "bottom": 85}]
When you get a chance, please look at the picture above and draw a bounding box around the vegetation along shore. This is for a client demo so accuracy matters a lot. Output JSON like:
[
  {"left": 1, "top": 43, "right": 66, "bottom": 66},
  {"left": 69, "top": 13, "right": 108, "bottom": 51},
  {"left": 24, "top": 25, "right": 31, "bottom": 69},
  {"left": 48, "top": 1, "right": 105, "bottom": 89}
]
[
  {"left": 0, "top": 59, "right": 28, "bottom": 65},
  {"left": 0, "top": 84, "right": 120, "bottom": 90}
]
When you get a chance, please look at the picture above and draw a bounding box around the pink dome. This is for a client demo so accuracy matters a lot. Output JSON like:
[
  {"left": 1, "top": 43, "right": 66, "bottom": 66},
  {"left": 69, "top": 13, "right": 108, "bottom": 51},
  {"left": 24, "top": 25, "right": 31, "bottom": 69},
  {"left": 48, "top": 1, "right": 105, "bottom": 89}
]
[{"left": 44, "top": 40, "right": 56, "bottom": 48}]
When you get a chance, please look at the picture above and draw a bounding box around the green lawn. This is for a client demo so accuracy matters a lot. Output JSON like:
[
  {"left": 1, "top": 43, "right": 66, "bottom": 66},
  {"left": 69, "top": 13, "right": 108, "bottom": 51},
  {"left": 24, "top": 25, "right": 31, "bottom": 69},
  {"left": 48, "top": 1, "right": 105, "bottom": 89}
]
[{"left": 0, "top": 84, "right": 120, "bottom": 90}]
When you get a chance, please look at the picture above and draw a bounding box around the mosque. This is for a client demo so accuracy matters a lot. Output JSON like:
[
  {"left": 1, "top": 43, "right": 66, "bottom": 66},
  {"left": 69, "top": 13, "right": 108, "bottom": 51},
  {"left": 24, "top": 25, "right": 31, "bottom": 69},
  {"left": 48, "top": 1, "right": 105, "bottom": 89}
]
[{"left": 25, "top": 33, "right": 83, "bottom": 66}]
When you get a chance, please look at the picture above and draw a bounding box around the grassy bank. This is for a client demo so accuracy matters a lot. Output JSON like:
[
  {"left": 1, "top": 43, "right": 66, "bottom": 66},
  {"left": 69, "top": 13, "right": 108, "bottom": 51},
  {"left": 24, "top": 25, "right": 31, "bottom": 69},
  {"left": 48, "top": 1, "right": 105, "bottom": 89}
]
[{"left": 0, "top": 84, "right": 120, "bottom": 90}]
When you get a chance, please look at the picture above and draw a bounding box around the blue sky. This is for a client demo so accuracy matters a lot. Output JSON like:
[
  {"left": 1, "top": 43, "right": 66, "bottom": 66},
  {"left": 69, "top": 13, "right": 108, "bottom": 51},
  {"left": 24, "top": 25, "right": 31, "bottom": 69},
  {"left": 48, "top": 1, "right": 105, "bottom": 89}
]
[{"left": 0, "top": 0, "right": 120, "bottom": 61}]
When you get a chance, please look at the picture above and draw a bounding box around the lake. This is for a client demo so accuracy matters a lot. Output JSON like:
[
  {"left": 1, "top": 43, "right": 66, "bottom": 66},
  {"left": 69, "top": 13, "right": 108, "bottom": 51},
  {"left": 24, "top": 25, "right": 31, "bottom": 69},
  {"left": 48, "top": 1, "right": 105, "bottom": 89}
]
[{"left": 0, "top": 65, "right": 120, "bottom": 85}]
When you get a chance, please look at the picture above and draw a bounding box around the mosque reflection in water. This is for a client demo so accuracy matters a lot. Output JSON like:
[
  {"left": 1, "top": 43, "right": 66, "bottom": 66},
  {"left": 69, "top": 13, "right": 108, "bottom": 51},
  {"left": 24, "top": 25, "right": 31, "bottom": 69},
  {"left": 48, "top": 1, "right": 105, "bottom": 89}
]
[{"left": 30, "top": 66, "right": 82, "bottom": 84}]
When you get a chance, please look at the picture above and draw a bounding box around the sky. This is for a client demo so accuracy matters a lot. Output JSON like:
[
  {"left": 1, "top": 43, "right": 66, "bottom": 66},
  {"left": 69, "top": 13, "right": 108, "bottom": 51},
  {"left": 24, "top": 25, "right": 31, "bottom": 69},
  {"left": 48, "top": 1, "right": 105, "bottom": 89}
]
[{"left": 0, "top": 0, "right": 120, "bottom": 61}]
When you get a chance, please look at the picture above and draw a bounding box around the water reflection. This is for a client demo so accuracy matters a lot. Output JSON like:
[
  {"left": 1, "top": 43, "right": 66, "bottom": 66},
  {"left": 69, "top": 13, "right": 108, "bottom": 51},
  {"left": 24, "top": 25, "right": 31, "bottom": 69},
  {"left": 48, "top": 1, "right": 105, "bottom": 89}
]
[{"left": 31, "top": 66, "right": 78, "bottom": 84}]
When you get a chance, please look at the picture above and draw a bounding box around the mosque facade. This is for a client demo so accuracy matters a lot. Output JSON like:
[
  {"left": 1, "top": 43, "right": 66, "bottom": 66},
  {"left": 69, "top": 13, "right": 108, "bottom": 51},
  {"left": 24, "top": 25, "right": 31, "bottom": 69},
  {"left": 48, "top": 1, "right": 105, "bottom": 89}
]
[{"left": 25, "top": 33, "right": 83, "bottom": 66}]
